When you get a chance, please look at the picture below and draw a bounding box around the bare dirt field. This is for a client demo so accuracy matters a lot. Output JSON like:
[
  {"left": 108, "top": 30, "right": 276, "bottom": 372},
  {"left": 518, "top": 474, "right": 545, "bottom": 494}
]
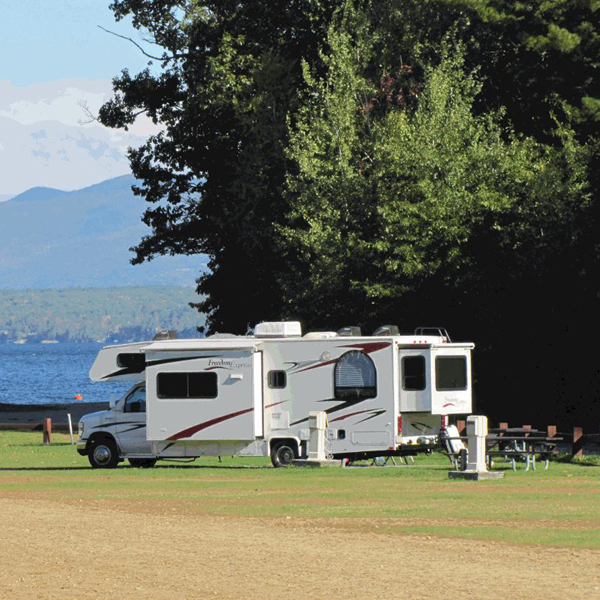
[{"left": 2, "top": 496, "right": 600, "bottom": 600}]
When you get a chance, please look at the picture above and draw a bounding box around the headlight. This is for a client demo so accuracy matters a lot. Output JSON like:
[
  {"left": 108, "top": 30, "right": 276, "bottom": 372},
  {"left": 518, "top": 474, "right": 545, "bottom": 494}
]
[{"left": 78, "top": 422, "right": 84, "bottom": 437}]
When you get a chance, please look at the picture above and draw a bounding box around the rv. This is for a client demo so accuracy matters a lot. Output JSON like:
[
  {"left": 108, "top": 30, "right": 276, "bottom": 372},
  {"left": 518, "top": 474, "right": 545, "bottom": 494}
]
[{"left": 77, "top": 322, "right": 474, "bottom": 468}]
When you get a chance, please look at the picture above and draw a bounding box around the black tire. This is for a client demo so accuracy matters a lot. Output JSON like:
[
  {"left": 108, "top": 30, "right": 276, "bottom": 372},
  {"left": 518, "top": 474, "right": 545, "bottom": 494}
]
[
  {"left": 129, "top": 458, "right": 157, "bottom": 468},
  {"left": 88, "top": 438, "right": 120, "bottom": 469},
  {"left": 271, "top": 443, "right": 295, "bottom": 468}
]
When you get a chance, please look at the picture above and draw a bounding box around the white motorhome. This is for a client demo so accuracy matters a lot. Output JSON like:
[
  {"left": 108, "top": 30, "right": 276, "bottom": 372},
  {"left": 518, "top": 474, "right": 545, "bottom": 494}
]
[{"left": 77, "top": 322, "right": 474, "bottom": 468}]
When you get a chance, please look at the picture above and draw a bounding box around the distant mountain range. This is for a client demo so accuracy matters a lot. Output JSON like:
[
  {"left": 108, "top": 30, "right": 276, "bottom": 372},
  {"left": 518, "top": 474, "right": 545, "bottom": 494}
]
[{"left": 0, "top": 175, "right": 207, "bottom": 288}]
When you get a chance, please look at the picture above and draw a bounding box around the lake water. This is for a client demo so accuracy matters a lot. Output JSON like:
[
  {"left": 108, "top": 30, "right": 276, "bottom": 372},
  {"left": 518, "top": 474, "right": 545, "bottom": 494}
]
[{"left": 0, "top": 343, "right": 130, "bottom": 405}]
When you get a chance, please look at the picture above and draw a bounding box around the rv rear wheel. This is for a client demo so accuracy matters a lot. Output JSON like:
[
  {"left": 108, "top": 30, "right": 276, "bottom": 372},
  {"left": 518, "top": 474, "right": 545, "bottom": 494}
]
[
  {"left": 271, "top": 443, "right": 295, "bottom": 468},
  {"left": 129, "top": 458, "right": 157, "bottom": 468},
  {"left": 88, "top": 438, "right": 119, "bottom": 469}
]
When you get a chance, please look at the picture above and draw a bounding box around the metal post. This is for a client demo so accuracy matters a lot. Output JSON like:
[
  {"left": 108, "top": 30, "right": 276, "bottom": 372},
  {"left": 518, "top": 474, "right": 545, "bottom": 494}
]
[
  {"left": 67, "top": 413, "right": 74, "bottom": 445},
  {"left": 572, "top": 426, "right": 583, "bottom": 458},
  {"left": 43, "top": 418, "right": 52, "bottom": 445}
]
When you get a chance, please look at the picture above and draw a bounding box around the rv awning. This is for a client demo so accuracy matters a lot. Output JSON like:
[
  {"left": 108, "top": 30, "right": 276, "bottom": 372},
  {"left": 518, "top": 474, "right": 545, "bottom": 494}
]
[{"left": 141, "top": 339, "right": 263, "bottom": 353}]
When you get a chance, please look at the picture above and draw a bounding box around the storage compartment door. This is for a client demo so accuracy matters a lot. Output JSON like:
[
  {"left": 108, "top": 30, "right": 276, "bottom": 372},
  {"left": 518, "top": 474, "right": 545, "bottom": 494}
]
[
  {"left": 430, "top": 348, "right": 472, "bottom": 415},
  {"left": 398, "top": 350, "right": 431, "bottom": 412},
  {"left": 147, "top": 350, "right": 260, "bottom": 441}
]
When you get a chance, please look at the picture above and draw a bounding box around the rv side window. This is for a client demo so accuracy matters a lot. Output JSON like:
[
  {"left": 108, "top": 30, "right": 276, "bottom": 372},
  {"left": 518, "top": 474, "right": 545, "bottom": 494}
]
[
  {"left": 157, "top": 372, "right": 218, "bottom": 399},
  {"left": 117, "top": 353, "right": 146, "bottom": 372},
  {"left": 124, "top": 386, "right": 146, "bottom": 413},
  {"left": 334, "top": 351, "right": 377, "bottom": 399},
  {"left": 402, "top": 356, "right": 426, "bottom": 391},
  {"left": 435, "top": 356, "right": 467, "bottom": 391},
  {"left": 268, "top": 370, "right": 287, "bottom": 389}
]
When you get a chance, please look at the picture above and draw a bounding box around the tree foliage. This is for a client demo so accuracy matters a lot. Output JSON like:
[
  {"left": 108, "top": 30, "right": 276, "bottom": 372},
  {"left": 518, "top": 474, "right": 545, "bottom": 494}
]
[
  {"left": 100, "top": 0, "right": 599, "bottom": 425},
  {"left": 0, "top": 288, "right": 202, "bottom": 343}
]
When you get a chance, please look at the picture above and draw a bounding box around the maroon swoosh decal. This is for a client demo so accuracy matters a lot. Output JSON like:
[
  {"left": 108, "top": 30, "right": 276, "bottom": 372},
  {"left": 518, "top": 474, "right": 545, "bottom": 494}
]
[
  {"left": 292, "top": 342, "right": 391, "bottom": 375},
  {"left": 293, "top": 358, "right": 338, "bottom": 374},
  {"left": 167, "top": 408, "right": 254, "bottom": 440},
  {"left": 205, "top": 366, "right": 231, "bottom": 371},
  {"left": 265, "top": 400, "right": 288, "bottom": 409},
  {"left": 329, "top": 409, "right": 375, "bottom": 423},
  {"left": 338, "top": 342, "right": 391, "bottom": 353}
]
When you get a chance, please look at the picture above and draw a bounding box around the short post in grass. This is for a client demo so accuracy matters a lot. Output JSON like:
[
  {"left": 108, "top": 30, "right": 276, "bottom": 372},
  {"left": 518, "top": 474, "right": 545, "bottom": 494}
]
[
  {"left": 43, "top": 418, "right": 52, "bottom": 445},
  {"left": 572, "top": 427, "right": 583, "bottom": 458},
  {"left": 448, "top": 415, "right": 504, "bottom": 480}
]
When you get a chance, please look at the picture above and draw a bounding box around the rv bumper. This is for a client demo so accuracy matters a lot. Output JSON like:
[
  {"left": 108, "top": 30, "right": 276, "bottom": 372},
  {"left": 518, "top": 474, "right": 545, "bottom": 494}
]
[{"left": 77, "top": 440, "right": 88, "bottom": 456}]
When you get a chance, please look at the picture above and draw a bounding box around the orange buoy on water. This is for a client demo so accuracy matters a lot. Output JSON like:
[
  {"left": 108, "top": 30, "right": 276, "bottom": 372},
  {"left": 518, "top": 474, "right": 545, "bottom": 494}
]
[{"left": 74, "top": 394, "right": 83, "bottom": 401}]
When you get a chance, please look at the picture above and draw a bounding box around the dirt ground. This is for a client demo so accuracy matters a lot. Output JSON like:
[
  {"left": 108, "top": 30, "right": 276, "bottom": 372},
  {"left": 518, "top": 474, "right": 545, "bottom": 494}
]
[{"left": 1, "top": 497, "right": 600, "bottom": 600}]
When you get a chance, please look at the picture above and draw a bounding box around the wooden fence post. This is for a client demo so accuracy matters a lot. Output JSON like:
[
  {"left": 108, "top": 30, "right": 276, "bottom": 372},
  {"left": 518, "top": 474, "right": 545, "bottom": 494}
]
[
  {"left": 499, "top": 422, "right": 508, "bottom": 430},
  {"left": 43, "top": 418, "right": 52, "bottom": 445},
  {"left": 547, "top": 425, "right": 557, "bottom": 439},
  {"left": 456, "top": 420, "right": 466, "bottom": 436},
  {"left": 572, "top": 426, "right": 583, "bottom": 458}
]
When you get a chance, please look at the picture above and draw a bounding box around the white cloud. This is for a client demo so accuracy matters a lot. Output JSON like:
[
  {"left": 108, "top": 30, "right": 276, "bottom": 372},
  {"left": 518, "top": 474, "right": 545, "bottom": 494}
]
[{"left": 0, "top": 79, "right": 162, "bottom": 194}]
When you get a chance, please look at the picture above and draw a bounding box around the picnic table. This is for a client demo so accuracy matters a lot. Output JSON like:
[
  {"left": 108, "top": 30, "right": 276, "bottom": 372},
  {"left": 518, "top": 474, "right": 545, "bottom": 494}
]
[
  {"left": 440, "top": 426, "right": 561, "bottom": 471},
  {"left": 486, "top": 428, "right": 561, "bottom": 471}
]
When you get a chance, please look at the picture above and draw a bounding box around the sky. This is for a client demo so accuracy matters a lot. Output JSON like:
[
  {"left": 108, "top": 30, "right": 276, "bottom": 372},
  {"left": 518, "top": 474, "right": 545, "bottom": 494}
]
[
  {"left": 0, "top": 0, "right": 150, "bottom": 85},
  {"left": 0, "top": 0, "right": 161, "bottom": 196}
]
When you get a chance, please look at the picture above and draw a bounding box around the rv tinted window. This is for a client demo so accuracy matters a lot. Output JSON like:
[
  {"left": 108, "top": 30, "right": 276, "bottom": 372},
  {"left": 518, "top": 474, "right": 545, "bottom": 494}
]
[
  {"left": 268, "top": 370, "right": 287, "bottom": 389},
  {"left": 188, "top": 372, "right": 218, "bottom": 398},
  {"left": 157, "top": 372, "right": 218, "bottom": 399},
  {"left": 117, "top": 353, "right": 145, "bottom": 372},
  {"left": 334, "top": 351, "right": 377, "bottom": 399},
  {"left": 402, "top": 356, "right": 426, "bottom": 391},
  {"left": 436, "top": 356, "right": 467, "bottom": 391},
  {"left": 124, "top": 386, "right": 146, "bottom": 413}
]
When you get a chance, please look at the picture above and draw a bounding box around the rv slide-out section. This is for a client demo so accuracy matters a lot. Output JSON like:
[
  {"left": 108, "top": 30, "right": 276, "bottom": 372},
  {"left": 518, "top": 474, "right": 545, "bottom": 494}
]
[{"left": 143, "top": 343, "right": 264, "bottom": 442}]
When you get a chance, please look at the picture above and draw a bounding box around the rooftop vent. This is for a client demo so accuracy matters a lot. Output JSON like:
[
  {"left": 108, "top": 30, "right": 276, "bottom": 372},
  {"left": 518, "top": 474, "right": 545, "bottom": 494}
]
[
  {"left": 372, "top": 325, "right": 400, "bottom": 337},
  {"left": 255, "top": 321, "right": 302, "bottom": 338},
  {"left": 337, "top": 326, "right": 362, "bottom": 337},
  {"left": 303, "top": 331, "right": 337, "bottom": 340},
  {"left": 206, "top": 333, "right": 239, "bottom": 339},
  {"left": 153, "top": 330, "right": 178, "bottom": 341}
]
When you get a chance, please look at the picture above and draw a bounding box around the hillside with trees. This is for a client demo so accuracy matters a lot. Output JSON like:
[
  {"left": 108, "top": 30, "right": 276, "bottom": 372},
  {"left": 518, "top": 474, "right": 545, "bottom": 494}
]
[
  {"left": 0, "top": 287, "right": 203, "bottom": 343},
  {"left": 98, "top": 0, "right": 599, "bottom": 426}
]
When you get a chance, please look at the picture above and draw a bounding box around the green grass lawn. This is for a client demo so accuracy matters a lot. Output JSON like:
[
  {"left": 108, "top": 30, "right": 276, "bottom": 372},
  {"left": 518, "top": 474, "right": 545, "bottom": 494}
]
[{"left": 1, "top": 431, "right": 599, "bottom": 549}]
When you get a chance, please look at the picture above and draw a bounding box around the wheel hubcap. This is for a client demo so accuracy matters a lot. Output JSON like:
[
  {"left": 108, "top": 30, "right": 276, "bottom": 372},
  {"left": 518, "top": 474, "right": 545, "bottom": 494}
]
[{"left": 93, "top": 445, "right": 111, "bottom": 465}]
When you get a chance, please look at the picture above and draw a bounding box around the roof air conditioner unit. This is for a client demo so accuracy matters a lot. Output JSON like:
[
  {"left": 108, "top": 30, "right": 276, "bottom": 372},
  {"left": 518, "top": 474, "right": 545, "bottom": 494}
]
[{"left": 255, "top": 321, "right": 302, "bottom": 338}]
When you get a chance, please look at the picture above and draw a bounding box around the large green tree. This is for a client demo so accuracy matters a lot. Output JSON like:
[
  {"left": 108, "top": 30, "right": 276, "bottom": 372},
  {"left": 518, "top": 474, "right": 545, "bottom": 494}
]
[
  {"left": 100, "top": 0, "right": 341, "bottom": 332},
  {"left": 101, "top": 0, "right": 598, "bottom": 424}
]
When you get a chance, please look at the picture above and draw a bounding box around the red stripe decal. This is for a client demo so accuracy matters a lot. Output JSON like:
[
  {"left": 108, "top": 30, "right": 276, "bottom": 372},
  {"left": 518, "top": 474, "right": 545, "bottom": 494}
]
[
  {"left": 205, "top": 366, "right": 230, "bottom": 371},
  {"left": 167, "top": 408, "right": 254, "bottom": 440},
  {"left": 265, "top": 400, "right": 288, "bottom": 409},
  {"left": 329, "top": 409, "right": 375, "bottom": 423},
  {"left": 293, "top": 358, "right": 338, "bottom": 374},
  {"left": 338, "top": 342, "right": 391, "bottom": 354}
]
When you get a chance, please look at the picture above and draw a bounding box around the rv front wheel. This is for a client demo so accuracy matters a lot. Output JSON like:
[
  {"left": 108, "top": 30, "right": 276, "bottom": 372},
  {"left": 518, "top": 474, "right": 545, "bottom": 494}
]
[
  {"left": 88, "top": 438, "right": 119, "bottom": 469},
  {"left": 271, "top": 443, "right": 295, "bottom": 468}
]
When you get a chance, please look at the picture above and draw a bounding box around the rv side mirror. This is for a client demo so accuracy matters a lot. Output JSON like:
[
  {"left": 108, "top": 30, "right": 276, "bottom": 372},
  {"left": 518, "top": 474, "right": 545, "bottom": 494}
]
[{"left": 109, "top": 398, "right": 116, "bottom": 410}]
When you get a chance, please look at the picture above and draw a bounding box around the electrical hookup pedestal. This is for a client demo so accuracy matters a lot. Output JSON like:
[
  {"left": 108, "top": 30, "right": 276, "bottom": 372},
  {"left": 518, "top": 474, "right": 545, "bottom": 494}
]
[
  {"left": 448, "top": 415, "right": 504, "bottom": 480},
  {"left": 293, "top": 411, "right": 341, "bottom": 467}
]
